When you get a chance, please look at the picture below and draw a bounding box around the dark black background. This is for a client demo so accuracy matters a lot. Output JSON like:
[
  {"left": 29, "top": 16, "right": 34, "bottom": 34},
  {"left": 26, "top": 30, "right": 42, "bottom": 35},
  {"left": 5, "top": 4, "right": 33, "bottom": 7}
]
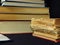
[
  {"left": 0, "top": 33, "right": 60, "bottom": 45},
  {"left": 45, "top": 0, "right": 60, "bottom": 18},
  {"left": 45, "top": 0, "right": 51, "bottom": 7},
  {"left": 0, "top": 0, "right": 1, "bottom": 5}
]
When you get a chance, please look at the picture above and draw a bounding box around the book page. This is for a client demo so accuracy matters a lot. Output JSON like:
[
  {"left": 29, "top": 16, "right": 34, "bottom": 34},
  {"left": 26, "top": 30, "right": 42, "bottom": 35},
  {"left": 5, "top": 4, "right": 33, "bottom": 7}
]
[{"left": 0, "top": 34, "right": 10, "bottom": 41}]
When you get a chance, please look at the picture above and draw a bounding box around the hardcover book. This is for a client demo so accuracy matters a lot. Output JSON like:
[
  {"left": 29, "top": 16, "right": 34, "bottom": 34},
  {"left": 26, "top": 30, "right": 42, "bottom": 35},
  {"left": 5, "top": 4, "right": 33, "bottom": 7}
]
[
  {"left": 2, "top": 1, "right": 45, "bottom": 7},
  {"left": 0, "top": 21, "right": 32, "bottom": 34},
  {"left": 5, "top": 0, "right": 44, "bottom": 4},
  {"left": 0, "top": 7, "right": 49, "bottom": 14},
  {"left": 1, "top": 0, "right": 45, "bottom": 7}
]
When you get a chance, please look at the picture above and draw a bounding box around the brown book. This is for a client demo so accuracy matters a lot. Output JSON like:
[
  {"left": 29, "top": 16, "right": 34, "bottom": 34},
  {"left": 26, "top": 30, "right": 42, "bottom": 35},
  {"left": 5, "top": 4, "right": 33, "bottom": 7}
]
[
  {"left": 0, "top": 7, "right": 49, "bottom": 14},
  {"left": 0, "top": 14, "right": 48, "bottom": 20}
]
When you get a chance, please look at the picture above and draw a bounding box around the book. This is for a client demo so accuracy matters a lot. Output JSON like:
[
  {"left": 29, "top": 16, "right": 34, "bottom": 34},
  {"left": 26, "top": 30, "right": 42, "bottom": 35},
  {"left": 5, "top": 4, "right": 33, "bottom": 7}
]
[
  {"left": 2, "top": 0, "right": 44, "bottom": 4},
  {"left": 0, "top": 21, "right": 32, "bottom": 34},
  {"left": 0, "top": 7, "right": 49, "bottom": 14},
  {"left": 2, "top": 1, "right": 45, "bottom": 7},
  {"left": 0, "top": 14, "right": 49, "bottom": 20},
  {"left": 31, "top": 18, "right": 60, "bottom": 42},
  {"left": 31, "top": 18, "right": 60, "bottom": 30},
  {"left": 32, "top": 31, "right": 58, "bottom": 42},
  {"left": 31, "top": 18, "right": 56, "bottom": 30},
  {"left": 0, "top": 34, "right": 10, "bottom": 41}
]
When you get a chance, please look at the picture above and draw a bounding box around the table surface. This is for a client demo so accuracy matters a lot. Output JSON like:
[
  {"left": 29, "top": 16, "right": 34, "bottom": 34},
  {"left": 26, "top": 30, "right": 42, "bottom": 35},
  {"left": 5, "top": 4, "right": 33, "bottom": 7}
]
[{"left": 0, "top": 33, "right": 60, "bottom": 45}]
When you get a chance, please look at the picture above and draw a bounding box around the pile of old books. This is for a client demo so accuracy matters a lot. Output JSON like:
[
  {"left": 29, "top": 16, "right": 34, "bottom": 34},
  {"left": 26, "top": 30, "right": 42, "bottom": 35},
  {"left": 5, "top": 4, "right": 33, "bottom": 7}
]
[
  {"left": 1, "top": 0, "right": 45, "bottom": 7},
  {"left": 31, "top": 18, "right": 60, "bottom": 42}
]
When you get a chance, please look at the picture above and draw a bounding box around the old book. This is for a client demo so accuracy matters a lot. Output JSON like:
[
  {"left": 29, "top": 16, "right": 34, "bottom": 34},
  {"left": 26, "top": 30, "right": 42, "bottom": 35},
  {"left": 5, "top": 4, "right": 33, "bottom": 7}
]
[
  {"left": 2, "top": 1, "right": 45, "bottom": 8},
  {"left": 32, "top": 31, "right": 58, "bottom": 42},
  {"left": 0, "top": 7, "right": 49, "bottom": 14},
  {"left": 2, "top": 0, "right": 44, "bottom": 4},
  {"left": 31, "top": 18, "right": 60, "bottom": 42},
  {"left": 31, "top": 18, "right": 55, "bottom": 30},
  {"left": 0, "top": 21, "right": 32, "bottom": 34},
  {"left": 0, "top": 14, "right": 49, "bottom": 20},
  {"left": 31, "top": 18, "right": 60, "bottom": 30}
]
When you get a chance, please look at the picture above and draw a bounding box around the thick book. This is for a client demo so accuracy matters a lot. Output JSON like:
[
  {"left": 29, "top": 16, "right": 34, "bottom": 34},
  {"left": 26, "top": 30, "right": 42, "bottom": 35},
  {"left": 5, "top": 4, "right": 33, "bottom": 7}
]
[
  {"left": 31, "top": 18, "right": 60, "bottom": 42},
  {"left": 0, "top": 14, "right": 49, "bottom": 20},
  {"left": 31, "top": 18, "right": 55, "bottom": 30},
  {"left": 32, "top": 31, "right": 59, "bottom": 42},
  {"left": 0, "top": 21, "right": 32, "bottom": 34},
  {"left": 2, "top": 1, "right": 45, "bottom": 8},
  {"left": 0, "top": 7, "right": 49, "bottom": 14},
  {"left": 2, "top": 0, "right": 44, "bottom": 4}
]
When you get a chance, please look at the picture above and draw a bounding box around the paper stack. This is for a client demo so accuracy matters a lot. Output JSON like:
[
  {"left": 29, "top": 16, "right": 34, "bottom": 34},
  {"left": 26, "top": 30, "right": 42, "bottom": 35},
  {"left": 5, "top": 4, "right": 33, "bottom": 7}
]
[{"left": 31, "top": 18, "right": 60, "bottom": 42}]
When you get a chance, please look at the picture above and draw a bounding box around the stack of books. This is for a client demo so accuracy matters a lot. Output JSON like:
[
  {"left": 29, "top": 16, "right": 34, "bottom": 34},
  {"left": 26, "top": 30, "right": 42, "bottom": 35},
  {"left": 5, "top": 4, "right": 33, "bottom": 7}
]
[
  {"left": 1, "top": 0, "right": 45, "bottom": 7},
  {"left": 31, "top": 18, "right": 60, "bottom": 42}
]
